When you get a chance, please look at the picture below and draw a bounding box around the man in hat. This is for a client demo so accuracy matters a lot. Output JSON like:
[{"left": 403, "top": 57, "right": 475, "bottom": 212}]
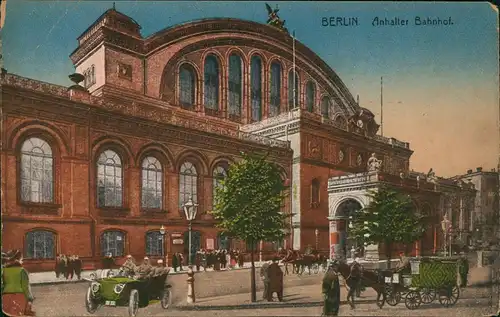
[
  {"left": 136, "top": 257, "right": 153, "bottom": 279},
  {"left": 322, "top": 260, "right": 341, "bottom": 316},
  {"left": 395, "top": 252, "right": 410, "bottom": 274},
  {"left": 266, "top": 257, "right": 284, "bottom": 301},
  {"left": 260, "top": 260, "right": 271, "bottom": 300},
  {"left": 121, "top": 255, "right": 137, "bottom": 278},
  {"left": 458, "top": 252, "right": 469, "bottom": 287}
]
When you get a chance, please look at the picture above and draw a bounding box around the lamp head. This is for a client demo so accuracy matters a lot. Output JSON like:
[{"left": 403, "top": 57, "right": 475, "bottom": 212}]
[
  {"left": 160, "top": 225, "right": 166, "bottom": 235},
  {"left": 315, "top": 229, "right": 319, "bottom": 235}
]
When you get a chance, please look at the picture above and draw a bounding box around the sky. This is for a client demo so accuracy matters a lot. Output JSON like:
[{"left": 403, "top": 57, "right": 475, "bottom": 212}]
[{"left": 1, "top": 1, "right": 499, "bottom": 177}]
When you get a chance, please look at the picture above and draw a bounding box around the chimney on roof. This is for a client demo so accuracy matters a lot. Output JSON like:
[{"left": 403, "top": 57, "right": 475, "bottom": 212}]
[
  {"left": 476, "top": 167, "right": 483, "bottom": 172},
  {"left": 467, "top": 169, "right": 472, "bottom": 174},
  {"left": 67, "top": 73, "right": 90, "bottom": 102}
]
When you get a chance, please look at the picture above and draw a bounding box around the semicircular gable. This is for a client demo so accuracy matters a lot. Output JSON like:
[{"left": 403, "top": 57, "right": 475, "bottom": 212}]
[{"left": 148, "top": 19, "right": 359, "bottom": 116}]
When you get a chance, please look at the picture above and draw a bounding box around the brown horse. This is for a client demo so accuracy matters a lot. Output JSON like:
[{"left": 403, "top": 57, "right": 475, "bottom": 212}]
[{"left": 335, "top": 260, "right": 386, "bottom": 309}]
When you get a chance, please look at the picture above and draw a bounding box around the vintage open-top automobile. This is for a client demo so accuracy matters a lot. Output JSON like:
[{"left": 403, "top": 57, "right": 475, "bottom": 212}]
[{"left": 85, "top": 269, "right": 172, "bottom": 317}]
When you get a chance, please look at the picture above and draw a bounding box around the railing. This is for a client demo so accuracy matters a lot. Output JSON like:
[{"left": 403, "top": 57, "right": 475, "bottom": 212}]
[
  {"left": 0, "top": 73, "right": 69, "bottom": 98},
  {"left": 238, "top": 130, "right": 290, "bottom": 148},
  {"left": 328, "top": 172, "right": 379, "bottom": 188}
]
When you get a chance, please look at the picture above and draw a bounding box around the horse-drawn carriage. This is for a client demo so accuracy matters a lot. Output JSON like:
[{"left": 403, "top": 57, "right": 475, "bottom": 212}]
[
  {"left": 383, "top": 257, "right": 462, "bottom": 310},
  {"left": 85, "top": 269, "right": 172, "bottom": 317}
]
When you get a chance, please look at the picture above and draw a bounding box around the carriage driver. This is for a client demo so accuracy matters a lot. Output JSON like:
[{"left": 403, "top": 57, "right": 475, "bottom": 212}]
[{"left": 395, "top": 252, "right": 411, "bottom": 274}]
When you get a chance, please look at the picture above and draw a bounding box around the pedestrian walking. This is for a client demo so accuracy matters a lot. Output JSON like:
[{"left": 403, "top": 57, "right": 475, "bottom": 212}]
[
  {"left": 459, "top": 253, "right": 469, "bottom": 287},
  {"left": 2, "top": 249, "right": 36, "bottom": 316},
  {"left": 260, "top": 260, "right": 271, "bottom": 299},
  {"left": 172, "top": 253, "right": 179, "bottom": 272},
  {"left": 322, "top": 261, "right": 341, "bottom": 316}
]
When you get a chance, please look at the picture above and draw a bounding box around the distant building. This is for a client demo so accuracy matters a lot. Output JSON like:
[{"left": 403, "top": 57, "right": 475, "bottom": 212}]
[{"left": 452, "top": 167, "right": 500, "bottom": 244}]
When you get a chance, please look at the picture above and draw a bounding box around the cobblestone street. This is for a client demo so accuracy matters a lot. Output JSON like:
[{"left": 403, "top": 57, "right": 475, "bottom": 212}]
[{"left": 31, "top": 267, "right": 496, "bottom": 316}]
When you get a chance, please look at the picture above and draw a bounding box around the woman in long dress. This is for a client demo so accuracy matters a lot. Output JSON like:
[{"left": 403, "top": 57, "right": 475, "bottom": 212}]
[
  {"left": 2, "top": 249, "right": 36, "bottom": 316},
  {"left": 322, "top": 261, "right": 341, "bottom": 316}
]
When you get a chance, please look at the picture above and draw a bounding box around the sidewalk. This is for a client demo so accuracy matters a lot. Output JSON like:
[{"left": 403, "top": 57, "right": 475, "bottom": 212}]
[{"left": 29, "top": 261, "right": 271, "bottom": 285}]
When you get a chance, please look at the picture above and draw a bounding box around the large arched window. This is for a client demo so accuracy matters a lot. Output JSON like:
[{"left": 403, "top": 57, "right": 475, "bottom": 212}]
[
  {"left": 306, "top": 81, "right": 315, "bottom": 112},
  {"left": 212, "top": 165, "right": 228, "bottom": 207},
  {"left": 311, "top": 178, "right": 320, "bottom": 206},
  {"left": 179, "top": 162, "right": 198, "bottom": 207},
  {"left": 100, "top": 230, "right": 125, "bottom": 256},
  {"left": 179, "top": 64, "right": 196, "bottom": 107},
  {"left": 145, "top": 231, "right": 164, "bottom": 256},
  {"left": 269, "top": 62, "right": 282, "bottom": 117},
  {"left": 250, "top": 55, "right": 262, "bottom": 121},
  {"left": 288, "top": 70, "right": 299, "bottom": 109},
  {"left": 321, "top": 96, "right": 331, "bottom": 118},
  {"left": 204, "top": 55, "right": 219, "bottom": 110},
  {"left": 141, "top": 157, "right": 163, "bottom": 210},
  {"left": 20, "top": 137, "right": 54, "bottom": 203},
  {"left": 25, "top": 230, "right": 55, "bottom": 259},
  {"left": 97, "top": 150, "right": 123, "bottom": 208},
  {"left": 228, "top": 54, "right": 242, "bottom": 116}
]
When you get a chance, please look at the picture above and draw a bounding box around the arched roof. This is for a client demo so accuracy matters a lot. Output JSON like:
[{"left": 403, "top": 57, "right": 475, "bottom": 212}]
[{"left": 146, "top": 18, "right": 360, "bottom": 115}]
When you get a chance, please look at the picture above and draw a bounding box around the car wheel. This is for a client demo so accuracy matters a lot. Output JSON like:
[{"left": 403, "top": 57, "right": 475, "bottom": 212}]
[
  {"left": 128, "top": 289, "right": 139, "bottom": 317},
  {"left": 85, "top": 286, "right": 99, "bottom": 314},
  {"left": 161, "top": 288, "right": 172, "bottom": 309}
]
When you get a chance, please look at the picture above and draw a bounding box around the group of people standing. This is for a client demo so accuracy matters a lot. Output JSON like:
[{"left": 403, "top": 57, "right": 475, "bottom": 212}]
[
  {"left": 194, "top": 249, "right": 245, "bottom": 272},
  {"left": 54, "top": 254, "right": 82, "bottom": 280}
]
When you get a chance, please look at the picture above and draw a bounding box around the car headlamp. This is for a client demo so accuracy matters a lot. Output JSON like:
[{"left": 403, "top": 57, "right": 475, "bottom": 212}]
[
  {"left": 113, "top": 284, "right": 125, "bottom": 294},
  {"left": 91, "top": 282, "right": 100, "bottom": 294}
]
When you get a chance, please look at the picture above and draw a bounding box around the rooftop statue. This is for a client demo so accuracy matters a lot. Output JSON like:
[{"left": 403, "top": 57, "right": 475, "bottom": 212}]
[
  {"left": 266, "top": 3, "right": 289, "bottom": 33},
  {"left": 426, "top": 168, "right": 437, "bottom": 184}
]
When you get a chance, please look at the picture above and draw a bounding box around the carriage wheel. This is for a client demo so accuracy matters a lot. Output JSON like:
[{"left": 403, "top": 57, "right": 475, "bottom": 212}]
[
  {"left": 420, "top": 288, "right": 437, "bottom": 304},
  {"left": 85, "top": 286, "right": 100, "bottom": 314},
  {"left": 161, "top": 288, "right": 172, "bottom": 309},
  {"left": 385, "top": 286, "right": 401, "bottom": 306},
  {"left": 404, "top": 291, "right": 422, "bottom": 310},
  {"left": 128, "top": 289, "right": 139, "bottom": 317},
  {"left": 438, "top": 285, "right": 460, "bottom": 307},
  {"left": 312, "top": 264, "right": 319, "bottom": 274}
]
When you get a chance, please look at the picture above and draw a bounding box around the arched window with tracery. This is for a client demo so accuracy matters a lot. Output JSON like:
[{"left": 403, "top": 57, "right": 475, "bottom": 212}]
[
  {"left": 250, "top": 55, "right": 262, "bottom": 121},
  {"left": 145, "top": 231, "right": 164, "bottom": 256},
  {"left": 269, "top": 62, "right": 281, "bottom": 117},
  {"left": 228, "top": 54, "right": 242, "bottom": 116},
  {"left": 179, "top": 162, "right": 198, "bottom": 207},
  {"left": 97, "top": 149, "right": 123, "bottom": 208},
  {"left": 321, "top": 96, "right": 331, "bottom": 118},
  {"left": 25, "top": 230, "right": 55, "bottom": 259},
  {"left": 288, "top": 70, "right": 299, "bottom": 109},
  {"left": 306, "top": 81, "right": 315, "bottom": 112},
  {"left": 212, "top": 165, "right": 228, "bottom": 208},
  {"left": 100, "top": 230, "right": 125, "bottom": 256},
  {"left": 311, "top": 178, "right": 320, "bottom": 207},
  {"left": 141, "top": 156, "right": 162, "bottom": 210},
  {"left": 204, "top": 55, "right": 219, "bottom": 110},
  {"left": 179, "top": 64, "right": 196, "bottom": 107},
  {"left": 20, "top": 137, "right": 54, "bottom": 203}
]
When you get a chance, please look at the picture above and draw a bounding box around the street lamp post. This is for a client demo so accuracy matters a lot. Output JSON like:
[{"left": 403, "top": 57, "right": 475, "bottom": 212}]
[
  {"left": 183, "top": 197, "right": 199, "bottom": 266},
  {"left": 160, "top": 225, "right": 166, "bottom": 266},
  {"left": 315, "top": 229, "right": 319, "bottom": 250},
  {"left": 441, "top": 214, "right": 451, "bottom": 257}
]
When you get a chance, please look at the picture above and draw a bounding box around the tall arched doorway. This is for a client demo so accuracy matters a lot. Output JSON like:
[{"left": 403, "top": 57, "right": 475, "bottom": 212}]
[
  {"left": 183, "top": 231, "right": 202, "bottom": 264},
  {"left": 332, "top": 199, "right": 363, "bottom": 259}
]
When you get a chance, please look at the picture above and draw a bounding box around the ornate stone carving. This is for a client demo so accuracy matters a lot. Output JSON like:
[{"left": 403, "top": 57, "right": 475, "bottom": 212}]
[
  {"left": 338, "top": 149, "right": 345, "bottom": 163},
  {"left": 307, "top": 137, "right": 321, "bottom": 159},
  {"left": 356, "top": 154, "right": 363, "bottom": 167},
  {"left": 117, "top": 62, "right": 133, "bottom": 80},
  {"left": 426, "top": 168, "right": 437, "bottom": 184},
  {"left": 367, "top": 153, "right": 383, "bottom": 172}
]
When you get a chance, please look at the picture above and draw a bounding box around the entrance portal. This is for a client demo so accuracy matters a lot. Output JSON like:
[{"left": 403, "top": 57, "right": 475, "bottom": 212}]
[{"left": 331, "top": 199, "right": 363, "bottom": 259}]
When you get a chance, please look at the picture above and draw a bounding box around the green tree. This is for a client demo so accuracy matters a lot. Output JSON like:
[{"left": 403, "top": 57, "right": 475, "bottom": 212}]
[
  {"left": 211, "top": 152, "right": 289, "bottom": 302},
  {"left": 349, "top": 186, "right": 425, "bottom": 267}
]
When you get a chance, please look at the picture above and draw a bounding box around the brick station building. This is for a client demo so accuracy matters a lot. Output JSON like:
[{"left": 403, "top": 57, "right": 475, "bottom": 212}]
[{"left": 0, "top": 8, "right": 475, "bottom": 271}]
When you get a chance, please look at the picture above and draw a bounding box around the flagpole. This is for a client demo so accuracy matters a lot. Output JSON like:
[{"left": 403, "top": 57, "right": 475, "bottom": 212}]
[
  {"left": 380, "top": 76, "right": 384, "bottom": 137},
  {"left": 292, "top": 30, "right": 296, "bottom": 110}
]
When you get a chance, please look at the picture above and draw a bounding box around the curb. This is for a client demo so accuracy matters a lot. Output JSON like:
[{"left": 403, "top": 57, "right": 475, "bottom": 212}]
[{"left": 30, "top": 264, "right": 277, "bottom": 286}]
